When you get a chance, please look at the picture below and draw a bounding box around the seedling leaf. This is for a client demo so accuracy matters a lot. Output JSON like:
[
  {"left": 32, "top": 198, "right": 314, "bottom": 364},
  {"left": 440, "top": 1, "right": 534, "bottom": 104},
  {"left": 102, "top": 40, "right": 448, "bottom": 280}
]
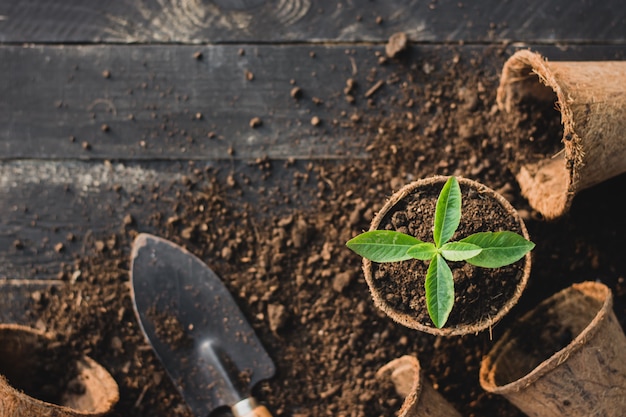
[
  {"left": 461, "top": 231, "right": 535, "bottom": 268},
  {"left": 406, "top": 242, "right": 438, "bottom": 260},
  {"left": 440, "top": 242, "right": 482, "bottom": 261},
  {"left": 346, "top": 230, "right": 423, "bottom": 262},
  {"left": 425, "top": 254, "right": 454, "bottom": 328},
  {"left": 433, "top": 177, "right": 461, "bottom": 247}
]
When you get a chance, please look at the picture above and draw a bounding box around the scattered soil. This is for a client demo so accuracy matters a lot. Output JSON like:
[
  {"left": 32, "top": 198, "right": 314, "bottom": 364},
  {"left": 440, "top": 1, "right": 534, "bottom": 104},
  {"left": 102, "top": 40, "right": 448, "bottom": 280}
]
[
  {"left": 370, "top": 179, "right": 527, "bottom": 330},
  {"left": 146, "top": 306, "right": 192, "bottom": 351},
  {"left": 20, "top": 42, "right": 626, "bottom": 417}
]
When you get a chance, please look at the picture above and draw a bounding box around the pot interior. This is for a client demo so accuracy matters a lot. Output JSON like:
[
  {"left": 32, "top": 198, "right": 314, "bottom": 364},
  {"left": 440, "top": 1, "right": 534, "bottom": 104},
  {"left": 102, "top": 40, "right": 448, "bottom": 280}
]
[
  {"left": 491, "top": 288, "right": 602, "bottom": 386},
  {"left": 0, "top": 328, "right": 81, "bottom": 406}
]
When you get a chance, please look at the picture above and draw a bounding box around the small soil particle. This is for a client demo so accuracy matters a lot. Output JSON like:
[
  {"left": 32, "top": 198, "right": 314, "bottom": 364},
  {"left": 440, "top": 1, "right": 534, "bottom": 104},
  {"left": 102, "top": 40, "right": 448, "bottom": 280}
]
[
  {"left": 123, "top": 214, "right": 134, "bottom": 226},
  {"left": 249, "top": 117, "right": 262, "bottom": 128},
  {"left": 290, "top": 86, "right": 303, "bottom": 99},
  {"left": 267, "top": 303, "right": 287, "bottom": 333},
  {"left": 385, "top": 32, "right": 408, "bottom": 58},
  {"left": 365, "top": 80, "right": 384, "bottom": 98}
]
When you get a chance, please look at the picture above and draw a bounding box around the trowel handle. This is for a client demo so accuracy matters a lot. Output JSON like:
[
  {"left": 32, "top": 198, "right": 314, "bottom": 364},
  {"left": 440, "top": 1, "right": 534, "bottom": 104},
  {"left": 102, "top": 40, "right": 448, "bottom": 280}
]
[
  {"left": 231, "top": 397, "right": 273, "bottom": 417},
  {"left": 236, "top": 404, "right": 272, "bottom": 417}
]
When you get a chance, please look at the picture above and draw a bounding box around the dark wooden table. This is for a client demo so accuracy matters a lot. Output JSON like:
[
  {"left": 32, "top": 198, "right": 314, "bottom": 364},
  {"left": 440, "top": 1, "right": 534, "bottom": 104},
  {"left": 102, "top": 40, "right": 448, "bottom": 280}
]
[{"left": 0, "top": 0, "right": 624, "bottom": 347}]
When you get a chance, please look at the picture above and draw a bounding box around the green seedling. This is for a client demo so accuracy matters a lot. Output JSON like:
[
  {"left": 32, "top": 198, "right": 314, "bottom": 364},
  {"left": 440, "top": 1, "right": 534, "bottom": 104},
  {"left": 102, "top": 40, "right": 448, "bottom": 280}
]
[{"left": 346, "top": 176, "right": 535, "bottom": 328}]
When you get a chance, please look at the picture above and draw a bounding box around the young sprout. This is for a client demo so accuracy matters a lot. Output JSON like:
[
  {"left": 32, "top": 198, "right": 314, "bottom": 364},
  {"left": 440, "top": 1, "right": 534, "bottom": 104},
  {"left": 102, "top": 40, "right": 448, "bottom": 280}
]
[{"left": 346, "top": 176, "right": 535, "bottom": 328}]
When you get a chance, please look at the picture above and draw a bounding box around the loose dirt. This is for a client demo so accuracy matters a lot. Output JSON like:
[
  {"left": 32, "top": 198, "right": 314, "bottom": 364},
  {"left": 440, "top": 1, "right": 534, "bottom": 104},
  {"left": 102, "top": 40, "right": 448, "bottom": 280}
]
[{"left": 26, "top": 44, "right": 626, "bottom": 417}]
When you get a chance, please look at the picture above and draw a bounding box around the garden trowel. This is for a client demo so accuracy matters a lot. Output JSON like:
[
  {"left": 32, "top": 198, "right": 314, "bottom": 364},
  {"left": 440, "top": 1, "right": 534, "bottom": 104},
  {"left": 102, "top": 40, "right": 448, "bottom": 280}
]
[{"left": 130, "top": 233, "right": 275, "bottom": 417}]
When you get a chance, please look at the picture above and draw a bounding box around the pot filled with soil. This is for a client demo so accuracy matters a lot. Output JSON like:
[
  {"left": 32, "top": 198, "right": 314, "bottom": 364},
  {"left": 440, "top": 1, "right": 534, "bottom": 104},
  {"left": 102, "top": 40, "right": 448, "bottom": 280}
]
[
  {"left": 347, "top": 175, "right": 534, "bottom": 336},
  {"left": 0, "top": 324, "right": 119, "bottom": 417},
  {"left": 497, "top": 49, "right": 626, "bottom": 220},
  {"left": 377, "top": 355, "right": 461, "bottom": 417},
  {"left": 479, "top": 281, "right": 626, "bottom": 417}
]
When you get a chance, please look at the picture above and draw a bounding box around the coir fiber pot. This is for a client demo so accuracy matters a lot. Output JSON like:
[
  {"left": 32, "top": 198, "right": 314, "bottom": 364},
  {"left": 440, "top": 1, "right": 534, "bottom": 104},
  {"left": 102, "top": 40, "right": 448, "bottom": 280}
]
[
  {"left": 497, "top": 49, "right": 626, "bottom": 220},
  {"left": 0, "top": 324, "right": 119, "bottom": 417},
  {"left": 377, "top": 355, "right": 461, "bottom": 417},
  {"left": 479, "top": 281, "right": 626, "bottom": 417},
  {"left": 363, "top": 175, "right": 532, "bottom": 336}
]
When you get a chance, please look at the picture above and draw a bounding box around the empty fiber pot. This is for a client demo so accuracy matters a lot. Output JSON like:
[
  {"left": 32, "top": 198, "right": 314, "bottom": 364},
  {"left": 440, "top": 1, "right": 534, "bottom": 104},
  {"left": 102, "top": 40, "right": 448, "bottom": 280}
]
[
  {"left": 479, "top": 281, "right": 626, "bottom": 417},
  {"left": 497, "top": 50, "right": 626, "bottom": 219},
  {"left": 0, "top": 324, "right": 119, "bottom": 417},
  {"left": 377, "top": 355, "right": 461, "bottom": 417}
]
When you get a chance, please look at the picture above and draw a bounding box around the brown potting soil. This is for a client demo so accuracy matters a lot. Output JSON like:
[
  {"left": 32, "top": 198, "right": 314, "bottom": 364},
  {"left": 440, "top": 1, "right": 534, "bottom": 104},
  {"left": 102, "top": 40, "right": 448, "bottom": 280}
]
[
  {"left": 23, "top": 44, "right": 626, "bottom": 417},
  {"left": 371, "top": 180, "right": 526, "bottom": 329}
]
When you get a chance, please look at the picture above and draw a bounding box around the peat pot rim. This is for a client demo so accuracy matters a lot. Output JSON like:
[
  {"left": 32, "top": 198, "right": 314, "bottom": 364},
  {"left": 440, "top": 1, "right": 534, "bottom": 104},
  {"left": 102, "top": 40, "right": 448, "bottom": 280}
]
[
  {"left": 363, "top": 175, "right": 532, "bottom": 337},
  {"left": 0, "top": 323, "right": 119, "bottom": 416},
  {"left": 479, "top": 281, "right": 612, "bottom": 394},
  {"left": 376, "top": 355, "right": 423, "bottom": 413},
  {"left": 498, "top": 49, "right": 626, "bottom": 220},
  {"left": 497, "top": 49, "right": 576, "bottom": 219}
]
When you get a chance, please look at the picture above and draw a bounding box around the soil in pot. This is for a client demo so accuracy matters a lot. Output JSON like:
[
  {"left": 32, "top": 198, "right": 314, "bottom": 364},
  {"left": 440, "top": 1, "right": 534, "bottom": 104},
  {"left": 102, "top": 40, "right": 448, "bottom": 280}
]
[{"left": 369, "top": 177, "right": 530, "bottom": 333}]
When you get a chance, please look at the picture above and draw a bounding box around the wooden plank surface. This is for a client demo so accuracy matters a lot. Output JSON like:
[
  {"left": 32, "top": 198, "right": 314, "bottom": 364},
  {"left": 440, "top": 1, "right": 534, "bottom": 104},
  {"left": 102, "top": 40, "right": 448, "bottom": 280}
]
[
  {"left": 1, "top": 160, "right": 181, "bottom": 280},
  {"left": 0, "top": 0, "right": 624, "bottom": 44},
  {"left": 0, "top": 4, "right": 624, "bottom": 415},
  {"left": 1, "top": 43, "right": 623, "bottom": 281},
  {"left": 0, "top": 43, "right": 375, "bottom": 161},
  {"left": 0, "top": 157, "right": 318, "bottom": 281},
  {"left": 2, "top": 43, "right": 624, "bottom": 162},
  {"left": 0, "top": 1, "right": 624, "bottom": 331}
]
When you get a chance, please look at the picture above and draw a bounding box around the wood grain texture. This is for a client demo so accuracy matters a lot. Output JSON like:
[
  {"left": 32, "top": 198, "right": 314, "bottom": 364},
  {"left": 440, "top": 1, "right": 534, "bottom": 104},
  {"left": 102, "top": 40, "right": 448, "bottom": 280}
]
[
  {"left": 0, "top": 158, "right": 318, "bottom": 280},
  {"left": 0, "top": 43, "right": 378, "bottom": 161},
  {"left": 0, "top": 0, "right": 624, "bottom": 44},
  {"left": 1, "top": 44, "right": 623, "bottom": 162},
  {"left": 0, "top": 44, "right": 622, "bottom": 282},
  {"left": 0, "top": 160, "right": 184, "bottom": 280}
]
